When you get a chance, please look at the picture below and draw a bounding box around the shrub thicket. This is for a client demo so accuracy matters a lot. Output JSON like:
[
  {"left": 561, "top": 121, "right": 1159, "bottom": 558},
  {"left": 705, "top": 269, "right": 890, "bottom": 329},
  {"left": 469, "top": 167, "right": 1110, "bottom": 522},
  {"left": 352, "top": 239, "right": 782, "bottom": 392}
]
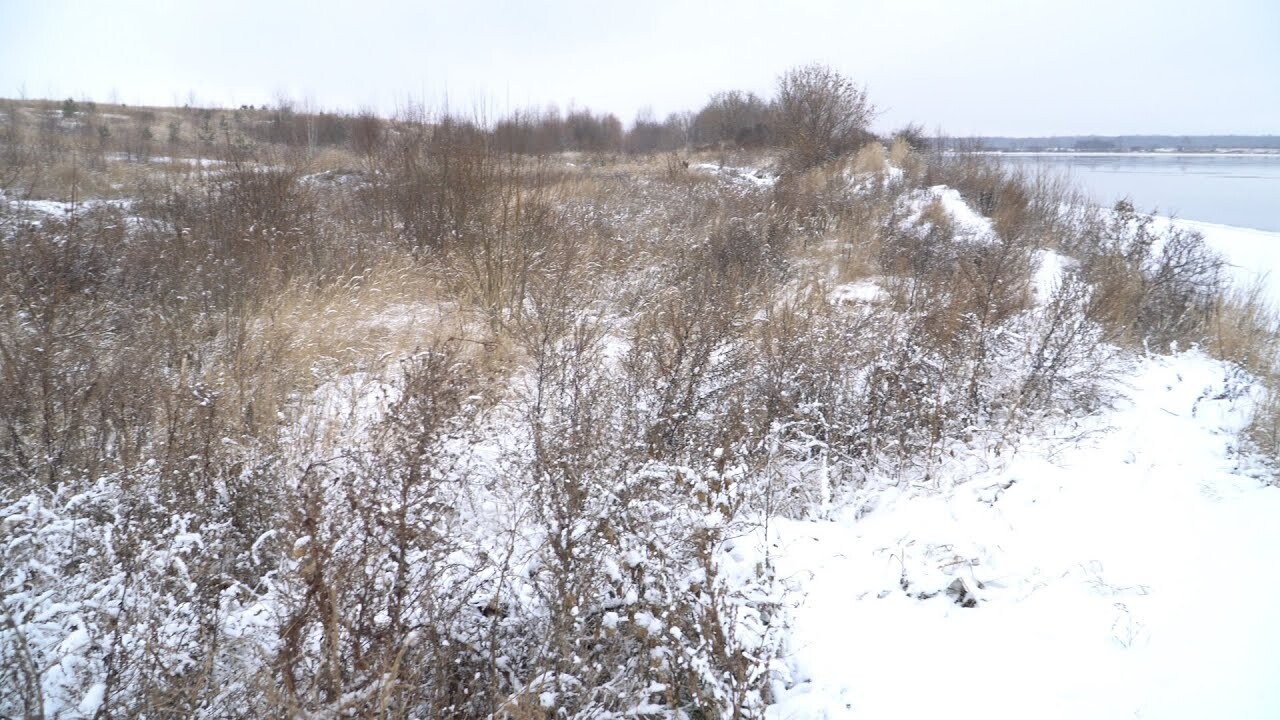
[{"left": 1, "top": 72, "right": 1274, "bottom": 718}]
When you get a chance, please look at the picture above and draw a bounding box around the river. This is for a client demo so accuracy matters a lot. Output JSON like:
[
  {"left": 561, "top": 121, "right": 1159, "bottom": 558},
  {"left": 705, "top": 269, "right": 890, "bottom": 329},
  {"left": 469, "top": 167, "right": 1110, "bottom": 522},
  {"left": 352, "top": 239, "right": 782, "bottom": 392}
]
[{"left": 991, "top": 153, "right": 1280, "bottom": 232}]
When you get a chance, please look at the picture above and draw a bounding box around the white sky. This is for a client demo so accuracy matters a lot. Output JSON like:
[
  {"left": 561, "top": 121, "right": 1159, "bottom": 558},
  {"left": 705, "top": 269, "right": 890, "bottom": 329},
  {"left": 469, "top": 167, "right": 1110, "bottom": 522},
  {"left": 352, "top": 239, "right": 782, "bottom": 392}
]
[{"left": 1, "top": 0, "right": 1277, "bottom": 136}]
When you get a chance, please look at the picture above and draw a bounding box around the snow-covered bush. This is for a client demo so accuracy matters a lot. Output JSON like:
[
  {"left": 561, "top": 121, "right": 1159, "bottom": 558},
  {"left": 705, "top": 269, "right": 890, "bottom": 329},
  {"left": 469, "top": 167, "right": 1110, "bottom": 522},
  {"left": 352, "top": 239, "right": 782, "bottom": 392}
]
[{"left": 1068, "top": 200, "right": 1225, "bottom": 350}]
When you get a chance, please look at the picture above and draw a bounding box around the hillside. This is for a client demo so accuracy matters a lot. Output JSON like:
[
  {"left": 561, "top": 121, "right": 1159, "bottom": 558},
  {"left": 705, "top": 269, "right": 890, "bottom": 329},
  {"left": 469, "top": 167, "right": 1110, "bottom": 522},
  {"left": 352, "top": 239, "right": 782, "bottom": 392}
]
[{"left": 2, "top": 88, "right": 1279, "bottom": 719}]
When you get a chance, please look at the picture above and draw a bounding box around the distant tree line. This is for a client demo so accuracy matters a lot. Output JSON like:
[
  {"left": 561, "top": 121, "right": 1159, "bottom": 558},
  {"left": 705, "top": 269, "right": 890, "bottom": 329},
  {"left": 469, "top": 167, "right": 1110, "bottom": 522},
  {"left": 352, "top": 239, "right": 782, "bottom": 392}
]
[
  {"left": 22, "top": 65, "right": 908, "bottom": 173},
  {"left": 488, "top": 69, "right": 877, "bottom": 162},
  {"left": 963, "top": 135, "right": 1280, "bottom": 152},
  {"left": 180, "top": 65, "right": 887, "bottom": 164}
]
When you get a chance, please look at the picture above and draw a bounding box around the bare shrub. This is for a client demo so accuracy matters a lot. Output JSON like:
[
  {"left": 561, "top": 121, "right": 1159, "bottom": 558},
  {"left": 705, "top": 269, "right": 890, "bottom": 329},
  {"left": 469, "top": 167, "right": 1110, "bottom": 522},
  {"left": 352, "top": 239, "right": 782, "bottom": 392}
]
[
  {"left": 692, "top": 90, "right": 774, "bottom": 149},
  {"left": 382, "top": 116, "right": 499, "bottom": 257},
  {"left": 776, "top": 64, "right": 876, "bottom": 171},
  {"left": 349, "top": 108, "right": 385, "bottom": 159},
  {"left": 1068, "top": 201, "right": 1224, "bottom": 349},
  {"left": 1, "top": 473, "right": 263, "bottom": 717},
  {"left": 502, "top": 256, "right": 782, "bottom": 718},
  {"left": 621, "top": 205, "right": 784, "bottom": 457},
  {"left": 1251, "top": 385, "right": 1280, "bottom": 470},
  {"left": 1013, "top": 268, "right": 1116, "bottom": 421},
  {"left": 892, "top": 123, "right": 930, "bottom": 153},
  {"left": 0, "top": 102, "right": 32, "bottom": 194},
  {"left": 0, "top": 205, "right": 147, "bottom": 489},
  {"left": 748, "top": 281, "right": 888, "bottom": 507},
  {"left": 269, "top": 344, "right": 487, "bottom": 716},
  {"left": 451, "top": 159, "right": 562, "bottom": 334},
  {"left": 918, "top": 151, "right": 1227, "bottom": 409}
]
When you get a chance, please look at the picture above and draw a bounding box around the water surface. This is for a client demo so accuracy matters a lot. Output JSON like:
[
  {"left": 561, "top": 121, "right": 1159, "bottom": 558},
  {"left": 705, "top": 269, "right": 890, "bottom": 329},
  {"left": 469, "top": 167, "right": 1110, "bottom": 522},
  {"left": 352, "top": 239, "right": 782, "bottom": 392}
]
[{"left": 992, "top": 154, "right": 1280, "bottom": 232}]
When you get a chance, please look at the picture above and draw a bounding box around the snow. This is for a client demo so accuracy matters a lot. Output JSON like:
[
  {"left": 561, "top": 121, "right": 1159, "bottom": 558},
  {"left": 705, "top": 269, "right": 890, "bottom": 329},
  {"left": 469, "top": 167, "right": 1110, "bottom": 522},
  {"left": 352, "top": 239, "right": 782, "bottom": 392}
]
[
  {"left": 78, "top": 683, "right": 106, "bottom": 716},
  {"left": 2, "top": 195, "right": 133, "bottom": 219},
  {"left": 930, "top": 185, "right": 996, "bottom": 240},
  {"left": 898, "top": 184, "right": 999, "bottom": 244},
  {"left": 693, "top": 162, "right": 778, "bottom": 188},
  {"left": 756, "top": 188, "right": 1280, "bottom": 718},
  {"left": 829, "top": 280, "right": 884, "bottom": 306},
  {"left": 150, "top": 156, "right": 224, "bottom": 167},
  {"left": 105, "top": 153, "right": 226, "bottom": 167},
  {"left": 1032, "top": 249, "right": 1074, "bottom": 304},
  {"left": 761, "top": 350, "right": 1280, "bottom": 719}
]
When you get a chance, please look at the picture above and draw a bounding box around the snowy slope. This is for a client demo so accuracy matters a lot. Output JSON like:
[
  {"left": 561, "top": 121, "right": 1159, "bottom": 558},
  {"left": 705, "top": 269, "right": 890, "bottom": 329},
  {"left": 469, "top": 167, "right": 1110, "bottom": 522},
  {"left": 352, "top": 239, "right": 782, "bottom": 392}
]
[
  {"left": 751, "top": 188, "right": 1280, "bottom": 719},
  {"left": 761, "top": 350, "right": 1280, "bottom": 719}
]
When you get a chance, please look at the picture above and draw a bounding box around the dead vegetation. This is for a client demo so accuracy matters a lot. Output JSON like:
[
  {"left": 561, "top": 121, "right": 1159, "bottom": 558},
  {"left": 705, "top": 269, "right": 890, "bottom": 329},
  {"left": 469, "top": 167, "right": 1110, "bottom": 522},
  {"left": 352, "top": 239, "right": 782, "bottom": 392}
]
[{"left": 1, "top": 66, "right": 1277, "bottom": 718}]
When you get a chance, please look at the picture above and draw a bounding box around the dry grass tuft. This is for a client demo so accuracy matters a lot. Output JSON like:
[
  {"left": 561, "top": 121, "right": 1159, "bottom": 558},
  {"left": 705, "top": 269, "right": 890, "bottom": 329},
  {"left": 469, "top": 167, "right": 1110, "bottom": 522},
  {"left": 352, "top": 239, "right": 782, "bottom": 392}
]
[
  {"left": 853, "top": 141, "right": 888, "bottom": 174},
  {"left": 889, "top": 137, "right": 911, "bottom": 167},
  {"left": 1210, "top": 282, "right": 1280, "bottom": 372},
  {"left": 1210, "top": 282, "right": 1280, "bottom": 465}
]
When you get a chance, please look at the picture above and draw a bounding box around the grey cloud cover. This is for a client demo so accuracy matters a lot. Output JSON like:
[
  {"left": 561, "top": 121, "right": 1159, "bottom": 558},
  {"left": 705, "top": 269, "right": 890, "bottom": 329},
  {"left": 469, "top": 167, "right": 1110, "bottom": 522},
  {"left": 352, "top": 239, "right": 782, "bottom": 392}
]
[{"left": 1, "top": 0, "right": 1276, "bottom": 135}]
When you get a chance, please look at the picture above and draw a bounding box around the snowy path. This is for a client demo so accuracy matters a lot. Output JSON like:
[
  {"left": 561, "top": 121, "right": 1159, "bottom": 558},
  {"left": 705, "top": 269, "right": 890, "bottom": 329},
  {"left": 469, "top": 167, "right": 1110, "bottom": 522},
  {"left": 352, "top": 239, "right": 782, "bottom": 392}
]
[{"left": 764, "top": 352, "right": 1280, "bottom": 719}]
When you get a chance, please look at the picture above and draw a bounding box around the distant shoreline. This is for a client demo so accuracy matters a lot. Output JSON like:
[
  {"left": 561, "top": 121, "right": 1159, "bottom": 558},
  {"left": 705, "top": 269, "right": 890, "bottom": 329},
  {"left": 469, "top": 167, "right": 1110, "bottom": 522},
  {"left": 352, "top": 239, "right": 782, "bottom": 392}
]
[{"left": 970, "top": 150, "right": 1280, "bottom": 158}]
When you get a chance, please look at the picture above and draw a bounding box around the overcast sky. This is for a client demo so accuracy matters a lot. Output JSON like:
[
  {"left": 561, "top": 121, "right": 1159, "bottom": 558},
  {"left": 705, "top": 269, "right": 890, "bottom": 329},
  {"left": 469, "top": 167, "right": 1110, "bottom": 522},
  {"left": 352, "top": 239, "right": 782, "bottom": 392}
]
[{"left": 1, "top": 0, "right": 1276, "bottom": 136}]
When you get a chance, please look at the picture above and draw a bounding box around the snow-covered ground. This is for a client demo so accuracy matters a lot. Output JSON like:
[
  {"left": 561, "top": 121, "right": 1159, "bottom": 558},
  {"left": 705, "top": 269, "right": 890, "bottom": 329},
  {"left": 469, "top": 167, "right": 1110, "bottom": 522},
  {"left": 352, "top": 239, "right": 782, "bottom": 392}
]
[
  {"left": 928, "top": 184, "right": 996, "bottom": 241},
  {"left": 0, "top": 191, "right": 134, "bottom": 219},
  {"left": 761, "top": 350, "right": 1279, "bottom": 719},
  {"left": 693, "top": 162, "right": 779, "bottom": 187},
  {"left": 755, "top": 201, "right": 1280, "bottom": 718},
  {"left": 105, "top": 153, "right": 226, "bottom": 167}
]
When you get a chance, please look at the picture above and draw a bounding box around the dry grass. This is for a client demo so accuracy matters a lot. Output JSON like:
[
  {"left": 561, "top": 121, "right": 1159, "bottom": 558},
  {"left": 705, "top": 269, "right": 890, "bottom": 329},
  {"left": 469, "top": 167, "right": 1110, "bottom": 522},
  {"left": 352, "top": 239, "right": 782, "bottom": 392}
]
[
  {"left": 1251, "top": 387, "right": 1280, "bottom": 468},
  {"left": 223, "top": 258, "right": 451, "bottom": 390},
  {"left": 853, "top": 141, "right": 888, "bottom": 174},
  {"left": 5, "top": 92, "right": 1279, "bottom": 719},
  {"left": 301, "top": 145, "right": 364, "bottom": 174},
  {"left": 889, "top": 137, "right": 910, "bottom": 166},
  {"left": 1210, "top": 282, "right": 1280, "bottom": 464},
  {"left": 1210, "top": 282, "right": 1280, "bottom": 372}
]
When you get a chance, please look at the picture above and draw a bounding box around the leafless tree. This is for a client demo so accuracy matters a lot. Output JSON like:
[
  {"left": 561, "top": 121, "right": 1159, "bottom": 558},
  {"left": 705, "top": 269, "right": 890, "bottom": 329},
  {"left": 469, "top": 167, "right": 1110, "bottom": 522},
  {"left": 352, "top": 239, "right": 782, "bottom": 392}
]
[
  {"left": 776, "top": 63, "right": 875, "bottom": 170},
  {"left": 693, "top": 90, "right": 773, "bottom": 148}
]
